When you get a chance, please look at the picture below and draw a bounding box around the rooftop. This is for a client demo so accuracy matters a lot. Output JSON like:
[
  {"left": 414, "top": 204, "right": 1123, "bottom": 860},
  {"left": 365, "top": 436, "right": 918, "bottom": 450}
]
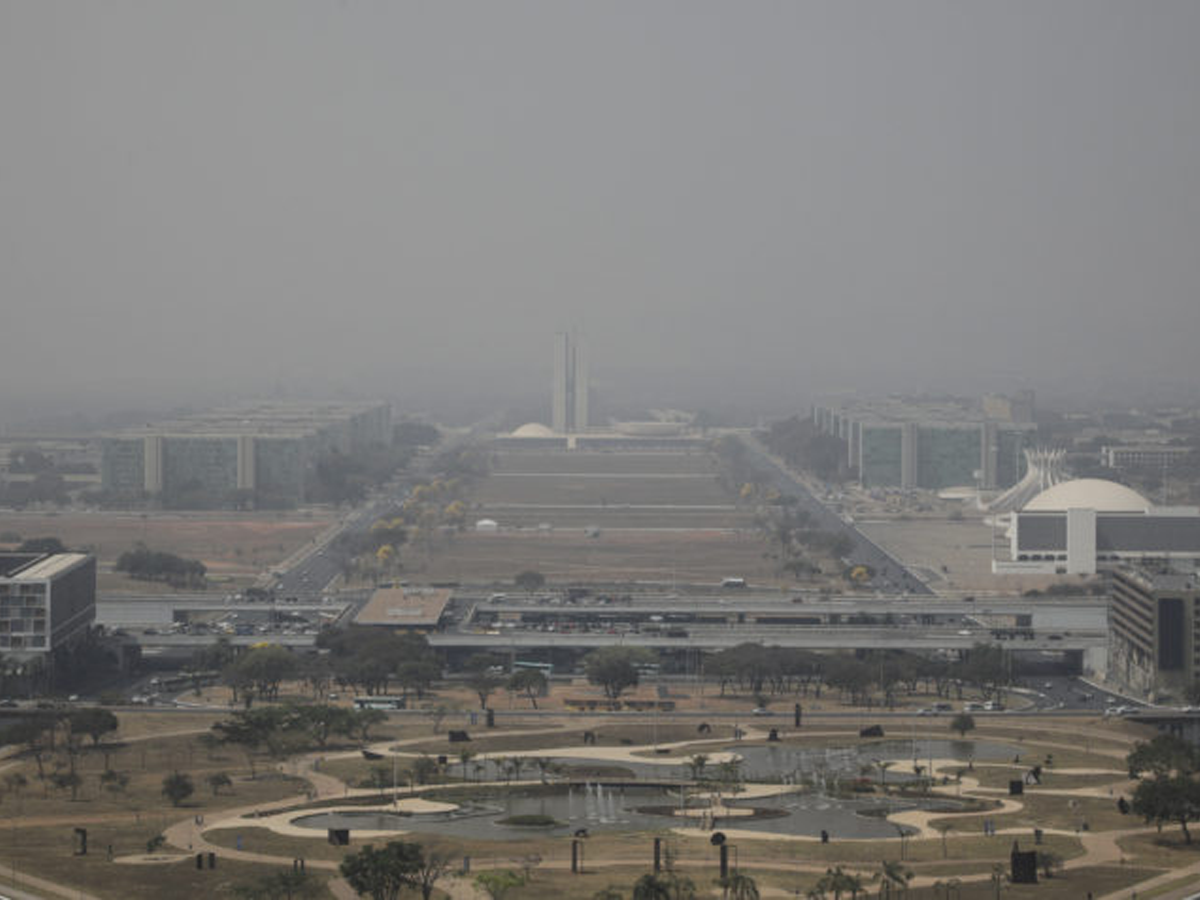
[
  {"left": 1023, "top": 478, "right": 1151, "bottom": 513},
  {"left": 0, "top": 552, "right": 91, "bottom": 580},
  {"left": 355, "top": 587, "right": 452, "bottom": 628}
]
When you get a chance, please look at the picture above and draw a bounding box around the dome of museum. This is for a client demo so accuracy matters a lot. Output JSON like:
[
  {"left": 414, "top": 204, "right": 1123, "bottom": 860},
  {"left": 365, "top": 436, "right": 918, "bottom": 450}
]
[{"left": 1023, "top": 478, "right": 1151, "bottom": 513}]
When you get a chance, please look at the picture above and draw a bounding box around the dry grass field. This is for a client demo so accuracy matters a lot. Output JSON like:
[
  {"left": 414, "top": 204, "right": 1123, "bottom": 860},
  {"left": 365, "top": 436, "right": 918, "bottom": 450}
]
[
  {"left": 0, "top": 510, "right": 335, "bottom": 591},
  {"left": 399, "top": 447, "right": 784, "bottom": 585},
  {"left": 404, "top": 528, "right": 778, "bottom": 585}
]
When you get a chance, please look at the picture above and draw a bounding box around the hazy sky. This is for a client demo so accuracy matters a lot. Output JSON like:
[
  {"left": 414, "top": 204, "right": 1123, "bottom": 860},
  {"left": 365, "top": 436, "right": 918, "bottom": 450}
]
[{"left": 3, "top": 2, "right": 1200, "bottom": 423}]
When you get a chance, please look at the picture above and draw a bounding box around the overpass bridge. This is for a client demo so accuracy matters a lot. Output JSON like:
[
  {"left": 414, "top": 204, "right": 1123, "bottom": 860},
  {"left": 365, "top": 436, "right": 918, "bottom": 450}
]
[{"left": 430, "top": 625, "right": 1107, "bottom": 654}]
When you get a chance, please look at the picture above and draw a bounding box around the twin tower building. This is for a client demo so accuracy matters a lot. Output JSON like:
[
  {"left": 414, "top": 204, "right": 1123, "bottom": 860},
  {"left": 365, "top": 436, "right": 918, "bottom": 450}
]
[{"left": 552, "top": 331, "right": 589, "bottom": 434}]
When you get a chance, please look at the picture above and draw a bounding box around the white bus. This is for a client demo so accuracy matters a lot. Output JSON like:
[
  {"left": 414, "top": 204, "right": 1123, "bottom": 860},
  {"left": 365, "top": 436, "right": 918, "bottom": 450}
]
[{"left": 353, "top": 696, "right": 406, "bottom": 710}]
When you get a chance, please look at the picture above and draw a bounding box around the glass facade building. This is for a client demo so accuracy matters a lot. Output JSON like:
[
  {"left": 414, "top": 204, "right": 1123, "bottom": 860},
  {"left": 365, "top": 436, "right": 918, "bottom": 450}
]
[{"left": 100, "top": 401, "right": 391, "bottom": 507}]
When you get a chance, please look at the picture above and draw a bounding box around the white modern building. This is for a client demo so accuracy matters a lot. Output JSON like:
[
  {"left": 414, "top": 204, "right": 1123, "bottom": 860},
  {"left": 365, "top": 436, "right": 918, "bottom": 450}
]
[
  {"left": 0, "top": 552, "right": 96, "bottom": 660},
  {"left": 994, "top": 478, "right": 1200, "bottom": 576}
]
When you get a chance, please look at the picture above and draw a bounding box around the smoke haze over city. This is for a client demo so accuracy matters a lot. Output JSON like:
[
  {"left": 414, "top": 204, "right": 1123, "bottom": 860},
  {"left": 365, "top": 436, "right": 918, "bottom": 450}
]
[{"left": 3, "top": 2, "right": 1200, "bottom": 425}]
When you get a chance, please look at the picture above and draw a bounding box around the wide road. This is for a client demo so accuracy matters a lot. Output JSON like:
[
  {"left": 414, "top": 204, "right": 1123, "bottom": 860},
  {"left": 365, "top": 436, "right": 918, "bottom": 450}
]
[{"left": 737, "top": 434, "right": 933, "bottom": 594}]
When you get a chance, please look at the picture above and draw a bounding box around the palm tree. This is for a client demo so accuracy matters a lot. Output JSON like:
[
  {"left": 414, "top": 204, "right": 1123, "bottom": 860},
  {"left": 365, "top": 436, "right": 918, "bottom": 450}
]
[
  {"left": 935, "top": 822, "right": 954, "bottom": 859},
  {"left": 687, "top": 754, "right": 709, "bottom": 781},
  {"left": 459, "top": 749, "right": 475, "bottom": 782},
  {"left": 815, "top": 867, "right": 864, "bottom": 900},
  {"left": 878, "top": 860, "right": 912, "bottom": 898},
  {"left": 716, "top": 759, "right": 742, "bottom": 792},
  {"left": 875, "top": 760, "right": 894, "bottom": 789},
  {"left": 718, "top": 871, "right": 760, "bottom": 900}
]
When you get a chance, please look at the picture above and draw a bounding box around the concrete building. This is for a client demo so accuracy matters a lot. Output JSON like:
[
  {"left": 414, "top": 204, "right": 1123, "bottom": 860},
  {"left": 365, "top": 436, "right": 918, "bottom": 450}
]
[
  {"left": 995, "top": 478, "right": 1200, "bottom": 576},
  {"left": 813, "top": 396, "right": 1035, "bottom": 491},
  {"left": 1110, "top": 566, "right": 1200, "bottom": 696},
  {"left": 1101, "top": 443, "right": 1192, "bottom": 471},
  {"left": 101, "top": 401, "right": 391, "bottom": 507},
  {"left": 355, "top": 586, "right": 451, "bottom": 631},
  {"left": 551, "top": 332, "right": 589, "bottom": 433},
  {"left": 0, "top": 552, "right": 96, "bottom": 665}
]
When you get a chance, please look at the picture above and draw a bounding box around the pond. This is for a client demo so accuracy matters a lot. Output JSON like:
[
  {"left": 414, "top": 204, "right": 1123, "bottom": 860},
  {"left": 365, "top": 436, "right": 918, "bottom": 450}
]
[
  {"left": 292, "top": 783, "right": 973, "bottom": 842},
  {"left": 454, "top": 737, "right": 1020, "bottom": 784}
]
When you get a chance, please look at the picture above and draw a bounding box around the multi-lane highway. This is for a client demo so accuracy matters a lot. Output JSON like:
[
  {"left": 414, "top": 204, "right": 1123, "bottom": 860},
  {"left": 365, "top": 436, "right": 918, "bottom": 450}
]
[{"left": 737, "top": 434, "right": 932, "bottom": 594}]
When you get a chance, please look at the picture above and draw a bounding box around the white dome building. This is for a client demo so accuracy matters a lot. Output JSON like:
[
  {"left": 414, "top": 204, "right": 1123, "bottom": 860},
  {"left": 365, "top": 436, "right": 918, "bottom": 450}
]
[
  {"left": 510, "top": 422, "right": 556, "bottom": 439},
  {"left": 995, "top": 477, "right": 1200, "bottom": 576},
  {"left": 1023, "top": 479, "right": 1151, "bottom": 514}
]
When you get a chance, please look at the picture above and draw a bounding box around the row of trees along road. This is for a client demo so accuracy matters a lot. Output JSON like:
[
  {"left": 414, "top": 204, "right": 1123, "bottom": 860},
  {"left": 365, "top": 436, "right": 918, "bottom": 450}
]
[
  {"left": 192, "top": 628, "right": 442, "bottom": 707},
  {"left": 197, "top": 634, "right": 1008, "bottom": 714},
  {"left": 704, "top": 643, "right": 1010, "bottom": 708}
]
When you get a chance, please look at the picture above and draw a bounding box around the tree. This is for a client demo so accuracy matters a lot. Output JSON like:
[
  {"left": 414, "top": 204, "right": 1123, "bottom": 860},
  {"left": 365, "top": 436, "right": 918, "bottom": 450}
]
[
  {"left": 224, "top": 645, "right": 298, "bottom": 702},
  {"left": 718, "top": 871, "right": 760, "bottom": 900},
  {"left": 99, "top": 769, "right": 129, "bottom": 795},
  {"left": 813, "top": 867, "right": 864, "bottom": 900},
  {"left": 949, "top": 713, "right": 975, "bottom": 738},
  {"left": 17, "top": 536, "right": 67, "bottom": 554},
  {"left": 294, "top": 704, "right": 355, "bottom": 749},
  {"left": 508, "top": 668, "right": 548, "bottom": 710},
  {"left": 1127, "top": 734, "right": 1200, "bottom": 844},
  {"left": 5, "top": 717, "right": 50, "bottom": 782},
  {"left": 458, "top": 749, "right": 476, "bottom": 782},
  {"left": 3, "top": 772, "right": 28, "bottom": 806},
  {"left": 50, "top": 770, "right": 82, "bottom": 801},
  {"left": 206, "top": 772, "right": 233, "bottom": 796},
  {"left": 878, "top": 860, "right": 912, "bottom": 897},
  {"left": 69, "top": 708, "right": 119, "bottom": 747},
  {"left": 935, "top": 822, "right": 953, "bottom": 858},
  {"left": 411, "top": 755, "right": 439, "bottom": 786},
  {"left": 340, "top": 842, "right": 422, "bottom": 900},
  {"left": 212, "top": 707, "right": 295, "bottom": 776},
  {"left": 1127, "top": 734, "right": 1200, "bottom": 779},
  {"left": 1132, "top": 774, "right": 1200, "bottom": 843},
  {"left": 632, "top": 872, "right": 697, "bottom": 900},
  {"left": 474, "top": 870, "right": 526, "bottom": 900},
  {"left": 162, "top": 772, "right": 194, "bottom": 806},
  {"left": 351, "top": 708, "right": 388, "bottom": 745},
  {"left": 465, "top": 669, "right": 505, "bottom": 711},
  {"left": 408, "top": 847, "right": 452, "bottom": 900},
  {"left": 514, "top": 570, "right": 545, "bottom": 593},
  {"left": 232, "top": 870, "right": 322, "bottom": 900},
  {"left": 1036, "top": 850, "right": 1063, "bottom": 879},
  {"left": 585, "top": 647, "right": 653, "bottom": 700}
]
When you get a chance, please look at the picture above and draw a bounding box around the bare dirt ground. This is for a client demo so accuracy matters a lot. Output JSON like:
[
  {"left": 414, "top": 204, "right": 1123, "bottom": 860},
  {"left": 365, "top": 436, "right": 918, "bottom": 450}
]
[
  {"left": 857, "top": 517, "right": 1073, "bottom": 594},
  {"left": 395, "top": 447, "right": 783, "bottom": 585},
  {"left": 0, "top": 510, "right": 335, "bottom": 592},
  {"left": 403, "top": 528, "right": 780, "bottom": 585}
]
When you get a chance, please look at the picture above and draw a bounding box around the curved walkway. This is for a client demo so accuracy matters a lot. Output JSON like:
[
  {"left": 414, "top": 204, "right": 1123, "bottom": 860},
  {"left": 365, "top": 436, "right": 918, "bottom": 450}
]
[{"left": 148, "top": 725, "right": 1180, "bottom": 900}]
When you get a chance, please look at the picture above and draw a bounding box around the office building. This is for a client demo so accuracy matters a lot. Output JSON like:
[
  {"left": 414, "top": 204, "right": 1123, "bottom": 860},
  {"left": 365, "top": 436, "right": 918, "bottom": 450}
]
[
  {"left": 1101, "top": 444, "right": 1192, "bottom": 471},
  {"left": 995, "top": 478, "right": 1200, "bottom": 576},
  {"left": 0, "top": 552, "right": 96, "bottom": 663},
  {"left": 551, "top": 332, "right": 589, "bottom": 433},
  {"left": 1110, "top": 566, "right": 1200, "bottom": 695},
  {"left": 101, "top": 401, "right": 391, "bottom": 507},
  {"left": 813, "top": 396, "right": 1036, "bottom": 490}
]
